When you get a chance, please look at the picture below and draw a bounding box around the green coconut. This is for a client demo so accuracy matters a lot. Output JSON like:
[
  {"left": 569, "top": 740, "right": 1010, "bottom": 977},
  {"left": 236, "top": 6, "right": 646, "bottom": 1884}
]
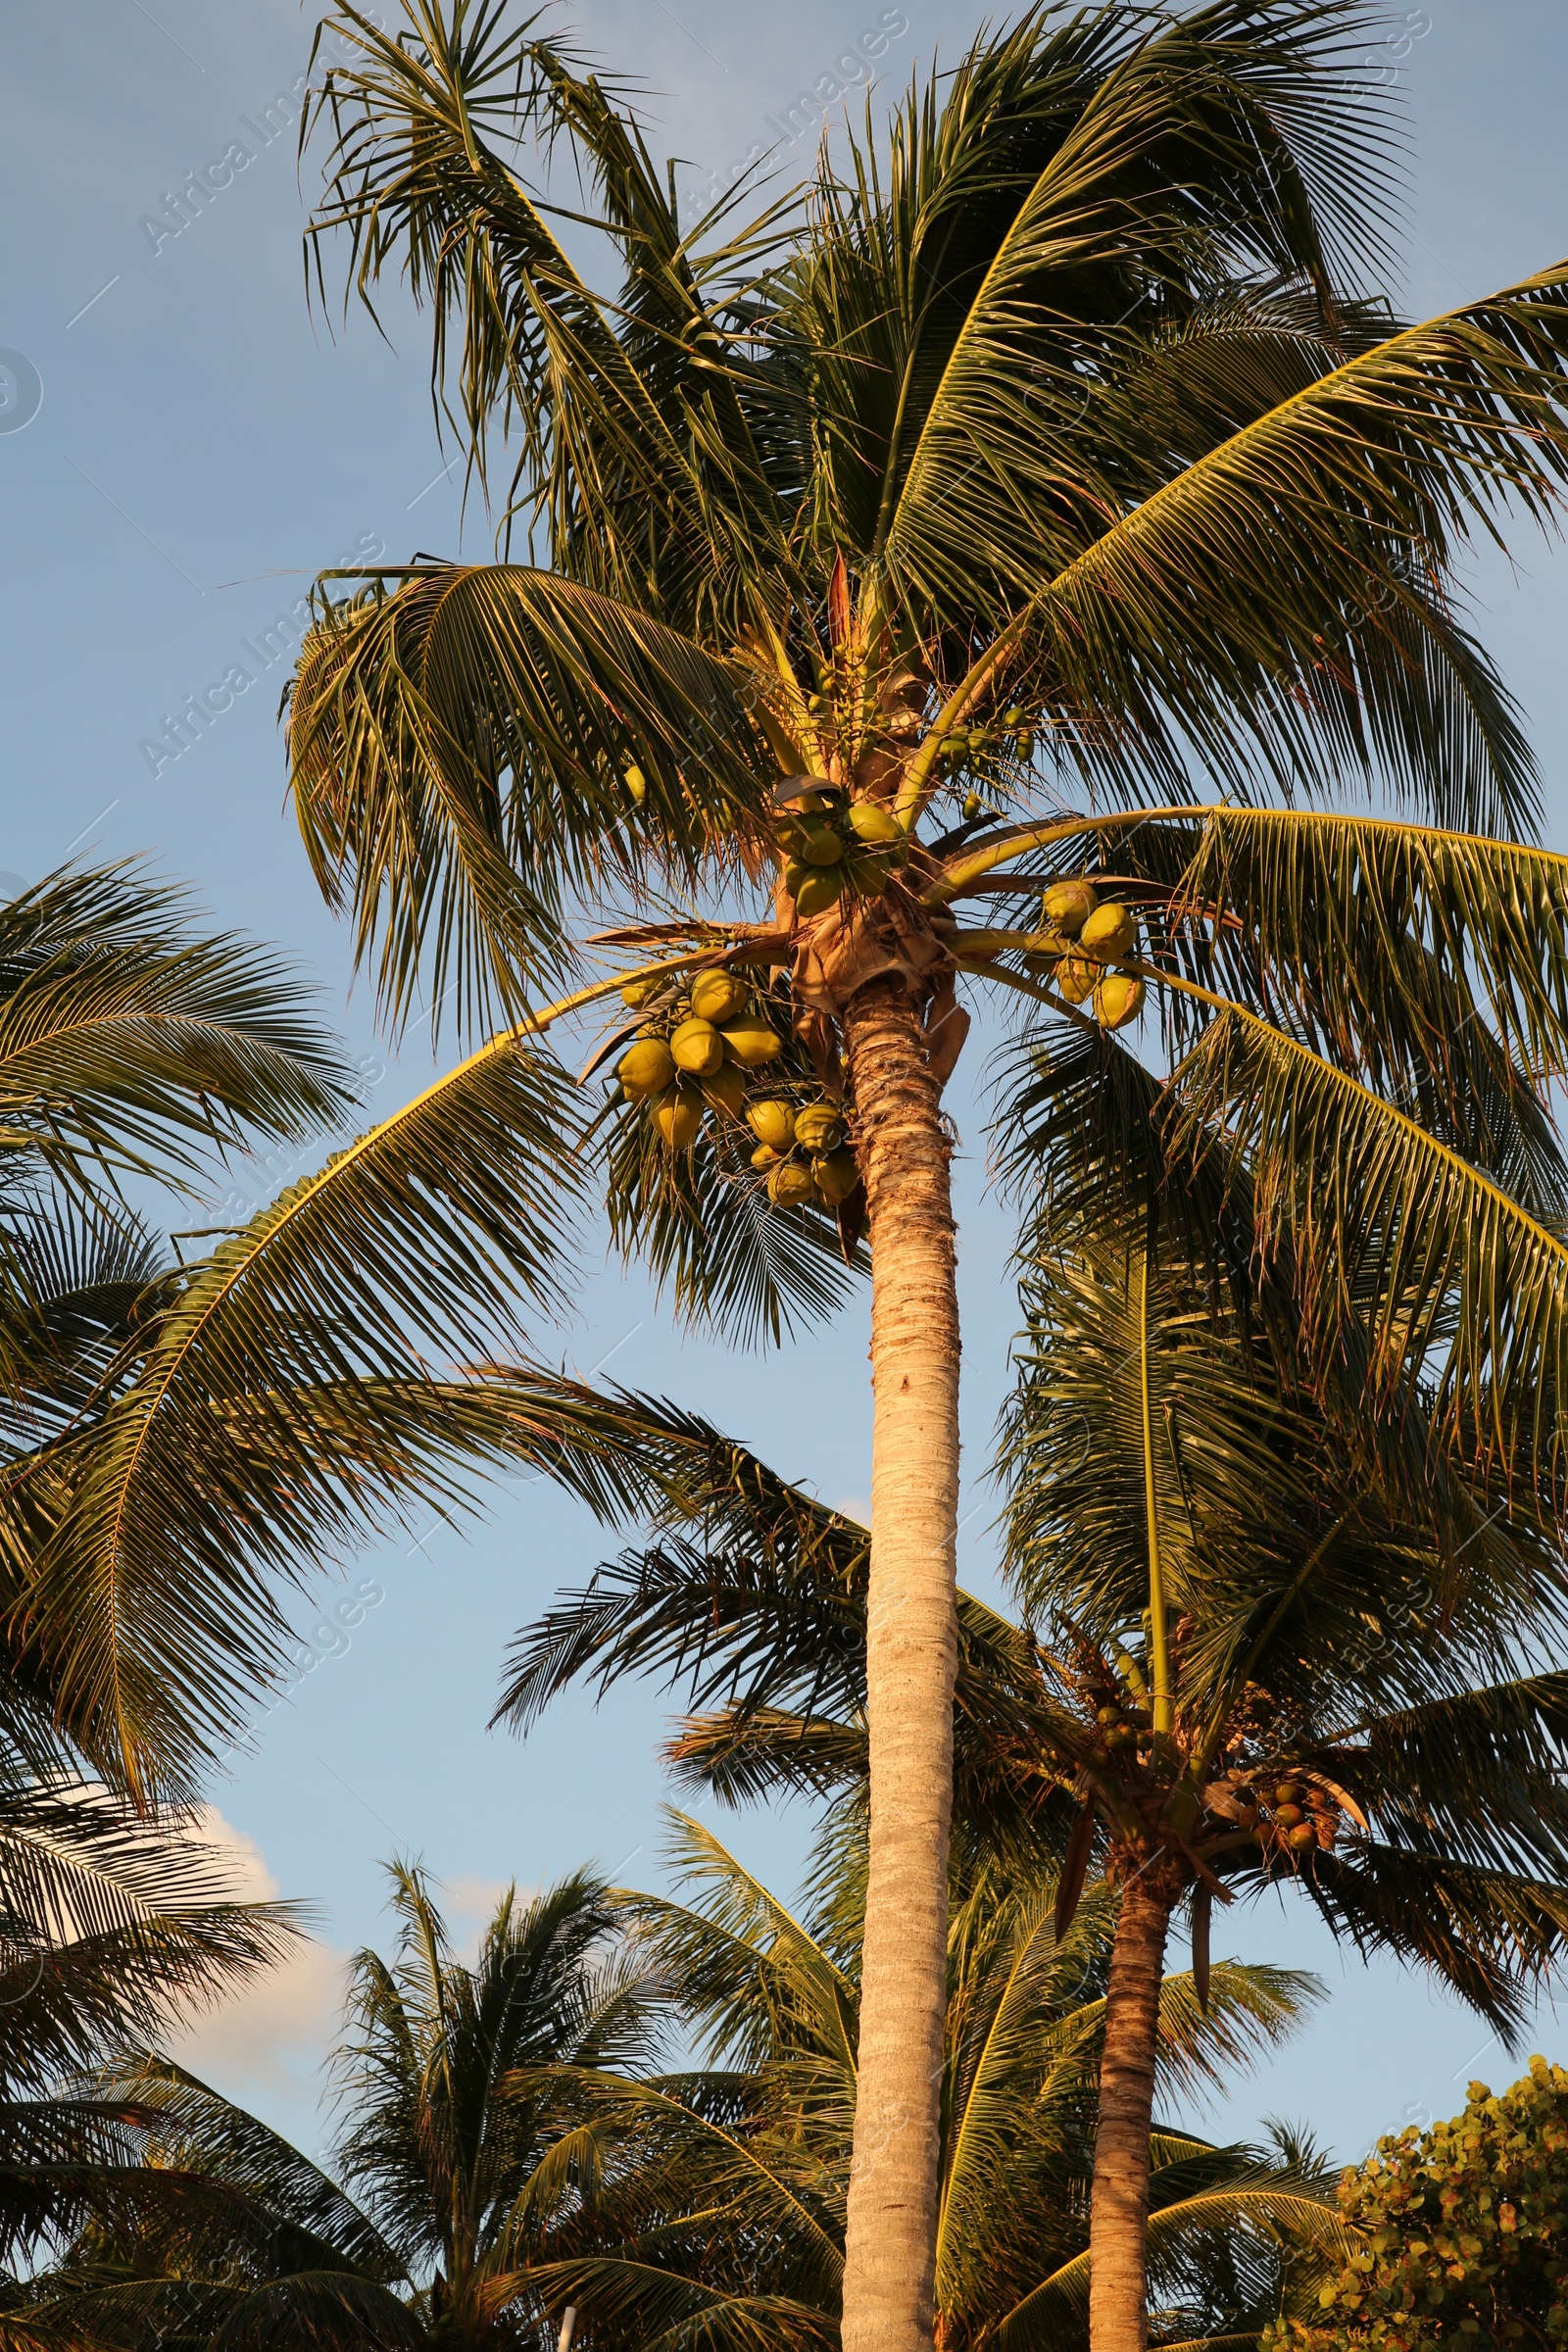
[
  {"left": 746, "top": 1100, "right": 796, "bottom": 1151},
  {"left": 722, "top": 1019, "right": 785, "bottom": 1067},
  {"left": 689, "top": 969, "right": 749, "bottom": 1024},
  {"left": 617, "top": 1037, "right": 676, "bottom": 1100},
  {"left": 812, "top": 1147, "right": 859, "bottom": 1206},
  {"left": 1042, "top": 878, "right": 1099, "bottom": 936},
  {"left": 1093, "top": 973, "right": 1145, "bottom": 1029},
  {"left": 702, "top": 1062, "right": 748, "bottom": 1120},
  {"left": 1079, "top": 901, "right": 1136, "bottom": 960},
  {"left": 670, "top": 1018, "right": 726, "bottom": 1077},
  {"left": 767, "top": 1159, "right": 817, "bottom": 1207},
  {"left": 793, "top": 870, "right": 842, "bottom": 918},
  {"left": 848, "top": 802, "right": 903, "bottom": 845},
  {"left": 794, "top": 1102, "right": 843, "bottom": 1153},
  {"left": 655, "top": 1088, "right": 703, "bottom": 1151},
  {"left": 798, "top": 826, "right": 844, "bottom": 867}
]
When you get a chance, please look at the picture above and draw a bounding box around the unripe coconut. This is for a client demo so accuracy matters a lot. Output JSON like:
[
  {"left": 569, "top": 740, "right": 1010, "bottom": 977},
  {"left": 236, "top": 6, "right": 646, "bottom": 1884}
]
[
  {"left": 1096, "top": 1706, "right": 1121, "bottom": 1728},
  {"left": 849, "top": 860, "right": 888, "bottom": 900},
  {"left": 623, "top": 764, "right": 647, "bottom": 805},
  {"left": 848, "top": 803, "right": 903, "bottom": 845},
  {"left": 812, "top": 1146, "right": 859, "bottom": 1206},
  {"left": 746, "top": 1100, "right": 796, "bottom": 1151},
  {"left": 1273, "top": 1803, "right": 1305, "bottom": 1831},
  {"left": 793, "top": 869, "right": 842, "bottom": 918},
  {"left": 962, "top": 791, "right": 983, "bottom": 822},
  {"left": 655, "top": 1088, "right": 703, "bottom": 1151},
  {"left": 689, "top": 970, "right": 749, "bottom": 1024},
  {"left": 617, "top": 1037, "right": 676, "bottom": 1100},
  {"left": 1042, "top": 878, "right": 1099, "bottom": 936},
  {"left": 670, "top": 1018, "right": 726, "bottom": 1078},
  {"left": 1274, "top": 1782, "right": 1301, "bottom": 1806},
  {"left": 767, "top": 1159, "right": 816, "bottom": 1207},
  {"left": 1055, "top": 956, "right": 1097, "bottom": 1004},
  {"left": 751, "top": 1143, "right": 783, "bottom": 1169},
  {"left": 783, "top": 859, "right": 809, "bottom": 898},
  {"left": 1093, "top": 973, "right": 1145, "bottom": 1029},
  {"left": 794, "top": 1102, "right": 843, "bottom": 1153},
  {"left": 702, "top": 1062, "right": 748, "bottom": 1120},
  {"left": 1286, "top": 1823, "right": 1317, "bottom": 1852},
  {"left": 1079, "top": 900, "right": 1136, "bottom": 960},
  {"left": 722, "top": 1019, "right": 785, "bottom": 1067},
  {"left": 619, "top": 973, "right": 662, "bottom": 1008},
  {"left": 798, "top": 826, "right": 844, "bottom": 867}
]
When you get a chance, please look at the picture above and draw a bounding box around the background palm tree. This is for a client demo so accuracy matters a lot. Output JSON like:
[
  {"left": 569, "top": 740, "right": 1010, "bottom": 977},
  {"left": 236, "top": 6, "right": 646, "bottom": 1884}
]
[
  {"left": 4, "top": 1824, "right": 1346, "bottom": 2352},
  {"left": 553, "top": 1811, "right": 1343, "bottom": 2352},
  {"left": 251, "top": 5, "right": 1568, "bottom": 2343},
  {"left": 4, "top": 1867, "right": 655, "bottom": 2352}
]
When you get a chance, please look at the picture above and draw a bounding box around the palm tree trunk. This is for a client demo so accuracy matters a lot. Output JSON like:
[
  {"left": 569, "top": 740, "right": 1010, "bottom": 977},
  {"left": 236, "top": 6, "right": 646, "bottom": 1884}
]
[
  {"left": 1090, "top": 1875, "right": 1175, "bottom": 2352},
  {"left": 839, "top": 973, "right": 961, "bottom": 2352}
]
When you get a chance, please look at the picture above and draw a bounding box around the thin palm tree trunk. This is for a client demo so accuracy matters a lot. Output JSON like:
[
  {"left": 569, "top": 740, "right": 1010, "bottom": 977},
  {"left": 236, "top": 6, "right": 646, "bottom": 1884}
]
[
  {"left": 1090, "top": 1876, "right": 1175, "bottom": 2352},
  {"left": 839, "top": 973, "right": 961, "bottom": 2352}
]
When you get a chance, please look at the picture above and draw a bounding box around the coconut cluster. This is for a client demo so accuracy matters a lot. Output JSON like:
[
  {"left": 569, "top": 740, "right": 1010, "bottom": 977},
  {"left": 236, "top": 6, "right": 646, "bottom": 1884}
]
[
  {"left": 614, "top": 968, "right": 859, "bottom": 1210},
  {"left": 775, "top": 787, "right": 906, "bottom": 920},
  {"left": 1024, "top": 876, "right": 1146, "bottom": 1030}
]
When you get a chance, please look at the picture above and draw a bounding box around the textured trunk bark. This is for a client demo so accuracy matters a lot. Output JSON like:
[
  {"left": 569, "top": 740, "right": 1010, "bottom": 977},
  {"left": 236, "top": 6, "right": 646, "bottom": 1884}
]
[
  {"left": 839, "top": 974, "right": 961, "bottom": 2352},
  {"left": 1090, "top": 1875, "right": 1174, "bottom": 2352}
]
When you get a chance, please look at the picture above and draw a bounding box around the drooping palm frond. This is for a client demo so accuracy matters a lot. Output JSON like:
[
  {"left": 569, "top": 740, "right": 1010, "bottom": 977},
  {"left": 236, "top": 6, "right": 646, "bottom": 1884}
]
[
  {"left": 289, "top": 566, "right": 774, "bottom": 1036},
  {"left": 0, "top": 863, "right": 350, "bottom": 1196},
  {"left": 0, "top": 1788, "right": 303, "bottom": 2106}
]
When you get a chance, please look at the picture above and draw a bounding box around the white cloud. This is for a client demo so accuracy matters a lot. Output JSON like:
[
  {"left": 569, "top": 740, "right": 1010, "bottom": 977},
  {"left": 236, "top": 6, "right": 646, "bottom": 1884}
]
[{"left": 162, "top": 1808, "right": 345, "bottom": 2107}]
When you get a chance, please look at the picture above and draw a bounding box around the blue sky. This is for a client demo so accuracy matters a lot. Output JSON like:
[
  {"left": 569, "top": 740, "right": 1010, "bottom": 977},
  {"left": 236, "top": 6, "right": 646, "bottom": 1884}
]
[{"left": 3, "top": 0, "right": 1567, "bottom": 2167}]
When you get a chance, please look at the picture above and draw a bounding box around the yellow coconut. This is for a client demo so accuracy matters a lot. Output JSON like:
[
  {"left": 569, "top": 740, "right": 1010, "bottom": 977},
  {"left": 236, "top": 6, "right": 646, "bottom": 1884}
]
[
  {"left": 702, "top": 1062, "right": 748, "bottom": 1120},
  {"left": 751, "top": 1142, "right": 783, "bottom": 1169},
  {"left": 767, "top": 1159, "right": 817, "bottom": 1207},
  {"left": 722, "top": 1019, "right": 785, "bottom": 1067},
  {"left": 617, "top": 1037, "right": 676, "bottom": 1100},
  {"left": 669, "top": 1018, "right": 726, "bottom": 1078},
  {"left": 623, "top": 764, "right": 647, "bottom": 805},
  {"left": 655, "top": 1088, "right": 703, "bottom": 1151},
  {"left": 1055, "top": 956, "right": 1097, "bottom": 1004},
  {"left": 746, "top": 1100, "right": 796, "bottom": 1151},
  {"left": 848, "top": 803, "right": 903, "bottom": 845},
  {"left": 1042, "top": 878, "right": 1099, "bottom": 936},
  {"left": 619, "top": 973, "right": 663, "bottom": 1009},
  {"left": 1079, "top": 901, "right": 1136, "bottom": 961},
  {"left": 794, "top": 1102, "right": 843, "bottom": 1153},
  {"left": 689, "top": 969, "right": 749, "bottom": 1025},
  {"left": 798, "top": 825, "right": 844, "bottom": 867},
  {"left": 1093, "top": 972, "right": 1146, "bottom": 1029},
  {"left": 812, "top": 1146, "right": 860, "bottom": 1205},
  {"left": 793, "top": 870, "right": 842, "bottom": 918}
]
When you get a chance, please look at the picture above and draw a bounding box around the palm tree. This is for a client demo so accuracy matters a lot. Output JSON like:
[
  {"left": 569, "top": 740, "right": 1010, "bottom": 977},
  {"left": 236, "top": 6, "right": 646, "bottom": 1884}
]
[
  {"left": 6, "top": 1867, "right": 659, "bottom": 2352},
  {"left": 495, "top": 1244, "right": 1568, "bottom": 2352},
  {"left": 543, "top": 1809, "right": 1344, "bottom": 2352},
  {"left": 6, "top": 1826, "right": 1345, "bottom": 2352},
  {"left": 244, "top": 5, "right": 1568, "bottom": 2343}
]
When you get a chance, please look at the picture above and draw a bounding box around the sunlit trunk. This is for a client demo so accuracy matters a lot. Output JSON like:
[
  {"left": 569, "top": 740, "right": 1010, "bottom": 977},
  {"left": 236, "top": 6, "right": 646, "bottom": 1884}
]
[
  {"left": 839, "top": 973, "right": 961, "bottom": 2352},
  {"left": 1089, "top": 1875, "right": 1174, "bottom": 2352}
]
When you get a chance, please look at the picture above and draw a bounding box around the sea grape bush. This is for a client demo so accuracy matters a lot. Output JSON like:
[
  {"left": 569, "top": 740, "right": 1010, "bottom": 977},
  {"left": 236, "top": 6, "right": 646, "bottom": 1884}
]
[{"left": 1265, "top": 2062, "right": 1568, "bottom": 2352}]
